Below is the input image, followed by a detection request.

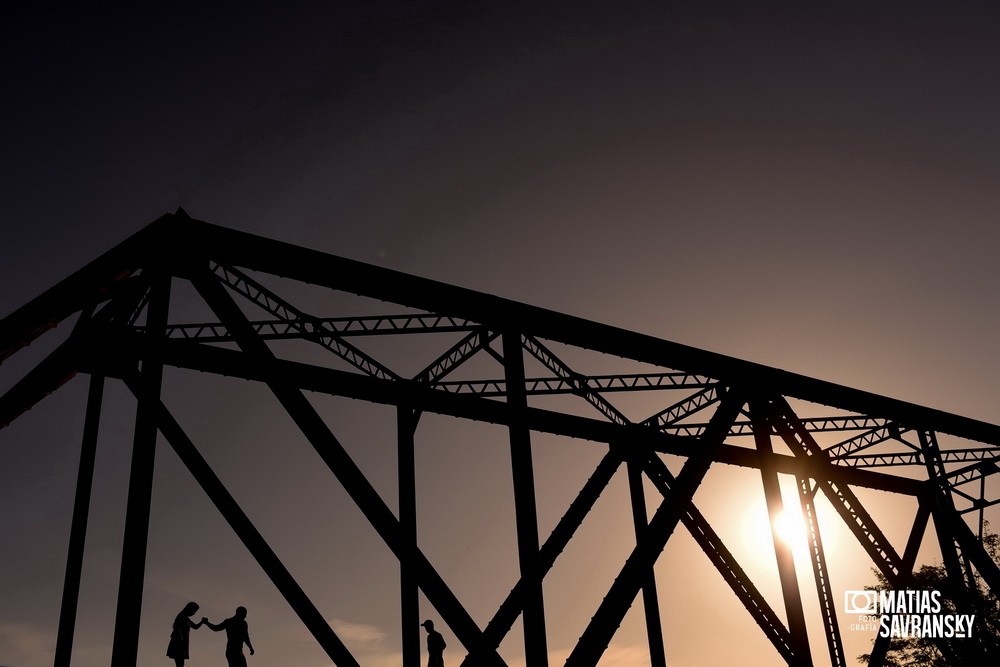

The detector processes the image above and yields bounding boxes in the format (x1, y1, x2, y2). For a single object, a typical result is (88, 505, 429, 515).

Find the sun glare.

(744, 499, 820, 565)
(773, 509, 807, 548)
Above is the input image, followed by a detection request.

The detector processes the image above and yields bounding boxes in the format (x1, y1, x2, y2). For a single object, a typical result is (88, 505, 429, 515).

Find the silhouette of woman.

(166, 602, 205, 667)
(205, 606, 255, 667)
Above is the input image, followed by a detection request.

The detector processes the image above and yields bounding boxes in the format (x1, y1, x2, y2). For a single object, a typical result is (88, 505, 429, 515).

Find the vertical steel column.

(460, 451, 624, 667)
(111, 273, 170, 667)
(771, 399, 904, 582)
(501, 331, 548, 667)
(751, 401, 811, 667)
(565, 390, 745, 667)
(54, 373, 105, 667)
(919, 431, 968, 589)
(193, 270, 506, 666)
(626, 459, 666, 667)
(979, 472, 986, 541)
(640, 452, 798, 664)
(796, 475, 844, 667)
(131, 386, 362, 667)
(398, 407, 421, 667)
(910, 448, 1000, 663)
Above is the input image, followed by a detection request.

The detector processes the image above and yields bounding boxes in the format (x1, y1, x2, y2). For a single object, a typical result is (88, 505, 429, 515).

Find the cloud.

(0, 622, 54, 667)
(323, 620, 401, 667)
(257, 622, 670, 667)
(355, 650, 404, 667)
(505, 643, 651, 667)
(601, 644, 662, 667)
(328, 618, 386, 645)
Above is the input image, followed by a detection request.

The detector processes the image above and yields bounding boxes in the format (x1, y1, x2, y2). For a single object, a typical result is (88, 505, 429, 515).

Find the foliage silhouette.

(858, 527, 1000, 666)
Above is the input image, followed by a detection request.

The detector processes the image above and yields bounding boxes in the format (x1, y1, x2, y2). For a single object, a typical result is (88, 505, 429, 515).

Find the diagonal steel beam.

(521, 334, 630, 426)
(518, 334, 667, 661)
(865, 500, 931, 667)
(211, 262, 401, 381)
(947, 457, 1000, 484)
(564, 390, 745, 667)
(502, 331, 548, 666)
(53, 373, 104, 667)
(0, 330, 81, 429)
(0, 228, 152, 366)
(639, 453, 800, 664)
(124, 376, 362, 666)
(825, 425, 908, 460)
(414, 327, 497, 384)
(191, 267, 505, 665)
(641, 385, 720, 429)
(461, 451, 623, 666)
(12, 213, 1000, 445)
(919, 430, 1000, 600)
(514, 334, 662, 662)
(920, 429, 973, 591)
(94, 332, 926, 496)
(627, 458, 666, 667)
(110, 271, 170, 667)
(0, 275, 155, 432)
(796, 474, 844, 667)
(770, 397, 905, 583)
(750, 400, 811, 665)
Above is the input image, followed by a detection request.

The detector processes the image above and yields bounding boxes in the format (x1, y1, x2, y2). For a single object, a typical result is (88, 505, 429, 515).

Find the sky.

(3, 2, 1000, 666)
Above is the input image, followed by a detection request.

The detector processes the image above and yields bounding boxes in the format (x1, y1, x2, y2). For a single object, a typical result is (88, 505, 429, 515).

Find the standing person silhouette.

(205, 606, 255, 667)
(166, 602, 204, 667)
(421, 619, 446, 667)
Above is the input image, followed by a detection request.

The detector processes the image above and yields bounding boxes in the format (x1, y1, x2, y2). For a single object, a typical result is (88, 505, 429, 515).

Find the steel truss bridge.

(3, 210, 1000, 667)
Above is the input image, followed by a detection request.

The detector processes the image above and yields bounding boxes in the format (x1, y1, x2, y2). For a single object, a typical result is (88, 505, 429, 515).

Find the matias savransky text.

(845, 590, 976, 639)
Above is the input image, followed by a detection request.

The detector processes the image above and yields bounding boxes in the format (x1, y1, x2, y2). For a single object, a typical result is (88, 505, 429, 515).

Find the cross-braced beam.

(4, 211, 1000, 667)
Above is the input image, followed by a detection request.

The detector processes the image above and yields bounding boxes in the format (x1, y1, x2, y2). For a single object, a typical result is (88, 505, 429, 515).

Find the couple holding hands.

(168, 602, 254, 667)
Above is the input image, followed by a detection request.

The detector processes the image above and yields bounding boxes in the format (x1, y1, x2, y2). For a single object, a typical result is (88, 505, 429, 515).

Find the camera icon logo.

(844, 590, 878, 614)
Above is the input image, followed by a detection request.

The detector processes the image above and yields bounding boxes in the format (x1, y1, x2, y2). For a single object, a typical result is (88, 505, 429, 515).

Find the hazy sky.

(3, 3, 1000, 666)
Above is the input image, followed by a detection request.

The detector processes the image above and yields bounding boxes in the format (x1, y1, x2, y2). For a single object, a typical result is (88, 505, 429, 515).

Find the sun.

(773, 509, 807, 548)
(743, 500, 813, 564)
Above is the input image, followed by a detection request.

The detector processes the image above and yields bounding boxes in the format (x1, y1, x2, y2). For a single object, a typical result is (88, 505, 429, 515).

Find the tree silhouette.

(859, 527, 1000, 666)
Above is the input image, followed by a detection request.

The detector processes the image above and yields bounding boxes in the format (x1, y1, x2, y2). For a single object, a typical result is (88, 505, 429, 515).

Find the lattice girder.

(5, 211, 1000, 667)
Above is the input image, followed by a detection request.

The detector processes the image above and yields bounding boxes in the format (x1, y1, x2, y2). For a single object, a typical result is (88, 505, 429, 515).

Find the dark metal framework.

(3, 210, 1000, 666)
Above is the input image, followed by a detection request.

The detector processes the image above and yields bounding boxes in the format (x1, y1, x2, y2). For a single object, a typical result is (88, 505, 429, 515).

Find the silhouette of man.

(205, 606, 255, 667)
(421, 619, 446, 667)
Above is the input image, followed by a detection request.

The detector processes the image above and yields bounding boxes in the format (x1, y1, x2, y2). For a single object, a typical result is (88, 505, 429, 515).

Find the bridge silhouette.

(2, 210, 999, 666)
